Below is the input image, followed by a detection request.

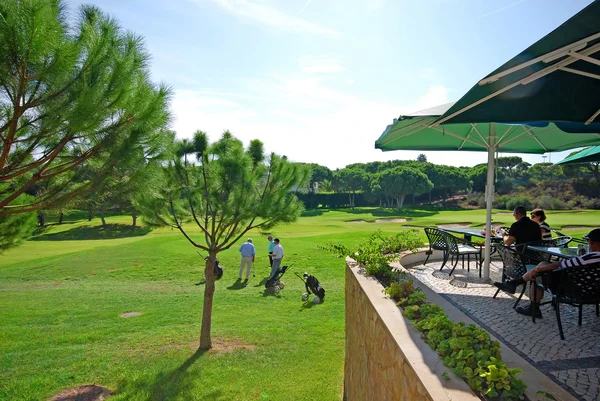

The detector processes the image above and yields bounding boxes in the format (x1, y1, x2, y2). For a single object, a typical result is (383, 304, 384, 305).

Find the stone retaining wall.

(344, 259, 479, 401)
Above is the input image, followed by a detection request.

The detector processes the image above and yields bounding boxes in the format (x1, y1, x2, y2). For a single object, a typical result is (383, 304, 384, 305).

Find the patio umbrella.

(434, 1, 600, 127)
(556, 145, 600, 165)
(375, 102, 600, 280)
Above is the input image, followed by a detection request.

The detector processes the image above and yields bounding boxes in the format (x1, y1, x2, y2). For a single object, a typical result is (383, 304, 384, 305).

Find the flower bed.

(324, 230, 527, 401)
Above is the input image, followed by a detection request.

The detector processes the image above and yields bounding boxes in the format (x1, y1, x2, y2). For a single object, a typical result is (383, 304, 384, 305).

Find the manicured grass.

(1, 207, 598, 400)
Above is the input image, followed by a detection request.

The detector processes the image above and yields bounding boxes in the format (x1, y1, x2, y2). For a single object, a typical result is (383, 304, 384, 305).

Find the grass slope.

(1, 207, 598, 400)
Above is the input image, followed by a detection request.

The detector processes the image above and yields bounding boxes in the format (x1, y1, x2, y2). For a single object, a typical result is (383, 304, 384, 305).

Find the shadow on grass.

(31, 224, 151, 241)
(226, 279, 249, 290)
(301, 209, 327, 217)
(298, 298, 324, 311)
(335, 207, 439, 219)
(253, 276, 269, 288)
(115, 348, 220, 400)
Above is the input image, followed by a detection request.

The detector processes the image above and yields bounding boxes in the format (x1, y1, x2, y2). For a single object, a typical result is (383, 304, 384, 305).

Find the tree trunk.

(38, 211, 45, 227)
(132, 208, 137, 227)
(58, 211, 64, 225)
(199, 251, 217, 350)
(348, 193, 353, 208)
(397, 195, 405, 210)
(429, 191, 431, 203)
(100, 207, 106, 227)
(88, 207, 93, 221)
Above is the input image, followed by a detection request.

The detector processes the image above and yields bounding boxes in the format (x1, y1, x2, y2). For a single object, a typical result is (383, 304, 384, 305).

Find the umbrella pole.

(483, 124, 496, 281)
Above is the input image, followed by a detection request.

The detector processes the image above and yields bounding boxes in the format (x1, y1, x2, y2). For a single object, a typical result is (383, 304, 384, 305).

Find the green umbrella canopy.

(375, 101, 600, 281)
(375, 103, 600, 153)
(436, 1, 600, 126)
(556, 146, 600, 165)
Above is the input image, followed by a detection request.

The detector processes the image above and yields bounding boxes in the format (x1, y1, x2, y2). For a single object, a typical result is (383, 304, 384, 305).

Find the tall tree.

(377, 166, 433, 209)
(139, 131, 309, 350)
(0, 2, 171, 221)
(335, 167, 368, 208)
(416, 154, 428, 163)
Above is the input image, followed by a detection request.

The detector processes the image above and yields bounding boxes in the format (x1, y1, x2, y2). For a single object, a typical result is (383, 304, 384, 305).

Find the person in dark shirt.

(503, 206, 542, 247)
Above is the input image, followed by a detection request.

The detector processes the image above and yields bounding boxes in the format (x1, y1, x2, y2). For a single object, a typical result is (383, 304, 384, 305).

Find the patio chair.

(444, 233, 483, 277)
(552, 263, 600, 340)
(543, 236, 573, 248)
(551, 228, 586, 245)
(423, 227, 449, 268)
(494, 245, 530, 309)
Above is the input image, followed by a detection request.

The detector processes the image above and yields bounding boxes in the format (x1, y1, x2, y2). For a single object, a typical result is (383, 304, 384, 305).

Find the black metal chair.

(444, 233, 483, 277)
(494, 245, 530, 309)
(551, 228, 586, 245)
(424, 227, 449, 268)
(552, 263, 600, 340)
(544, 236, 573, 248)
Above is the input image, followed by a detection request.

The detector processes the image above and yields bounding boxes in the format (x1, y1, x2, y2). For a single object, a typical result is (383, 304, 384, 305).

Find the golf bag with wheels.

(296, 272, 325, 303)
(265, 264, 292, 292)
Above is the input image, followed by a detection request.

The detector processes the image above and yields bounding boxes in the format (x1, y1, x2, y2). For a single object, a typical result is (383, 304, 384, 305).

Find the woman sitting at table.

(530, 208, 552, 243)
(494, 228, 600, 318)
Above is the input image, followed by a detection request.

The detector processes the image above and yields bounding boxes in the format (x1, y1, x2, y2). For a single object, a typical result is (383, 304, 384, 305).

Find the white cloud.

(170, 74, 452, 169)
(204, 0, 341, 38)
(299, 55, 346, 74)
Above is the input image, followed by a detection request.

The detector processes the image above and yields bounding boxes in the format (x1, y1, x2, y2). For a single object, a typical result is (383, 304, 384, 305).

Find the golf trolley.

(295, 272, 325, 304)
(265, 264, 293, 293)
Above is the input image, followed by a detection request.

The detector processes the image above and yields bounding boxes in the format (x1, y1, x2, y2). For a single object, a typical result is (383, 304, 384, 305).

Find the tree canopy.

(0, 0, 171, 219)
(139, 131, 309, 349)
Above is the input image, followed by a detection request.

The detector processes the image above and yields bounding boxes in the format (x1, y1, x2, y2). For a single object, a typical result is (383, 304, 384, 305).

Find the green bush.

(505, 196, 532, 211)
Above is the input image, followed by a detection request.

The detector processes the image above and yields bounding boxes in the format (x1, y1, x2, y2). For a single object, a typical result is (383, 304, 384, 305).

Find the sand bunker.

(347, 218, 411, 223)
(51, 385, 111, 401)
(437, 223, 471, 228)
(120, 312, 141, 318)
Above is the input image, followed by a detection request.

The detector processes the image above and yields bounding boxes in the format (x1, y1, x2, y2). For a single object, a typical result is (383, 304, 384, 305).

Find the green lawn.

(1, 208, 598, 401)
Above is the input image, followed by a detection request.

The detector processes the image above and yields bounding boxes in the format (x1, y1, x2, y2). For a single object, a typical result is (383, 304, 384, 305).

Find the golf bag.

(265, 264, 292, 291)
(296, 272, 325, 303)
(198, 251, 223, 280)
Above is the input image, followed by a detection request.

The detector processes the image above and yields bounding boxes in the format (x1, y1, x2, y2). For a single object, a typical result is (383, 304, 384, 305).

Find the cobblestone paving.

(405, 259, 600, 401)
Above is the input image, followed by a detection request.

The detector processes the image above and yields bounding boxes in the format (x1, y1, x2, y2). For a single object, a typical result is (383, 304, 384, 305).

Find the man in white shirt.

(238, 238, 256, 281)
(270, 238, 284, 278)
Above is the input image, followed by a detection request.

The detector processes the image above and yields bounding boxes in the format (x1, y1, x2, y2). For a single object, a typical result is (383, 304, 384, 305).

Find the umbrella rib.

(500, 125, 550, 151)
(559, 67, 600, 81)
(431, 126, 488, 150)
(377, 119, 431, 147)
(470, 124, 490, 149)
(568, 52, 600, 67)
(496, 124, 516, 146)
(458, 125, 475, 149)
(433, 42, 600, 127)
(478, 32, 600, 84)
(586, 107, 600, 125)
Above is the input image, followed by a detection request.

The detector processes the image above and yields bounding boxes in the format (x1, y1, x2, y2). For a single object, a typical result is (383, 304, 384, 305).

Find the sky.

(66, 0, 595, 169)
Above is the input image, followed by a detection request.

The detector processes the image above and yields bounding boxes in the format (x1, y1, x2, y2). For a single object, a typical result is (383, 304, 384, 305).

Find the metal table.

(439, 227, 504, 242)
(527, 246, 579, 260)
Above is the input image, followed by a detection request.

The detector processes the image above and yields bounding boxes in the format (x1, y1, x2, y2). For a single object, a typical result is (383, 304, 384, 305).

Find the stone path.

(405, 259, 600, 401)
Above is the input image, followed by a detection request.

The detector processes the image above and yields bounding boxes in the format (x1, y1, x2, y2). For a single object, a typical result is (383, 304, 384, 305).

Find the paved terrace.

(401, 259, 600, 401)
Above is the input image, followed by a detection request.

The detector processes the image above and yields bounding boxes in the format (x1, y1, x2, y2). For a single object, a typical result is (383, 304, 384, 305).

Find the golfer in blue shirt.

(238, 238, 256, 281)
(267, 235, 275, 267)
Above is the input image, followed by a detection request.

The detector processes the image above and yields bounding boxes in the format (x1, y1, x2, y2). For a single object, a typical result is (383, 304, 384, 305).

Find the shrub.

(505, 196, 532, 211)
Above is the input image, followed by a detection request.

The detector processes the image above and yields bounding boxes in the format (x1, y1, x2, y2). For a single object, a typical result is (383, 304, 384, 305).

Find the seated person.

(503, 206, 542, 248)
(530, 208, 552, 242)
(494, 228, 600, 318)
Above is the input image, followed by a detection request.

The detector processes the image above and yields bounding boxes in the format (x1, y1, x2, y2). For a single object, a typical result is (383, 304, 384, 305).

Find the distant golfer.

(270, 238, 284, 278)
(238, 238, 256, 281)
(267, 235, 275, 267)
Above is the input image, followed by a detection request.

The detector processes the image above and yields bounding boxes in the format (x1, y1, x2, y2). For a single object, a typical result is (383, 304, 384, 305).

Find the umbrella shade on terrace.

(375, 102, 600, 280)
(435, 1, 600, 127)
(556, 146, 600, 165)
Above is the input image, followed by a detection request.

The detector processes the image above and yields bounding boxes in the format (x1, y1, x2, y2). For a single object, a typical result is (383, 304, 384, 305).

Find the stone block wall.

(344, 260, 478, 401)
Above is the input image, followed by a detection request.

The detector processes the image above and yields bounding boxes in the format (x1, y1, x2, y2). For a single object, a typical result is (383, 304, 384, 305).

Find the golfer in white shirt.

(271, 238, 284, 278)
